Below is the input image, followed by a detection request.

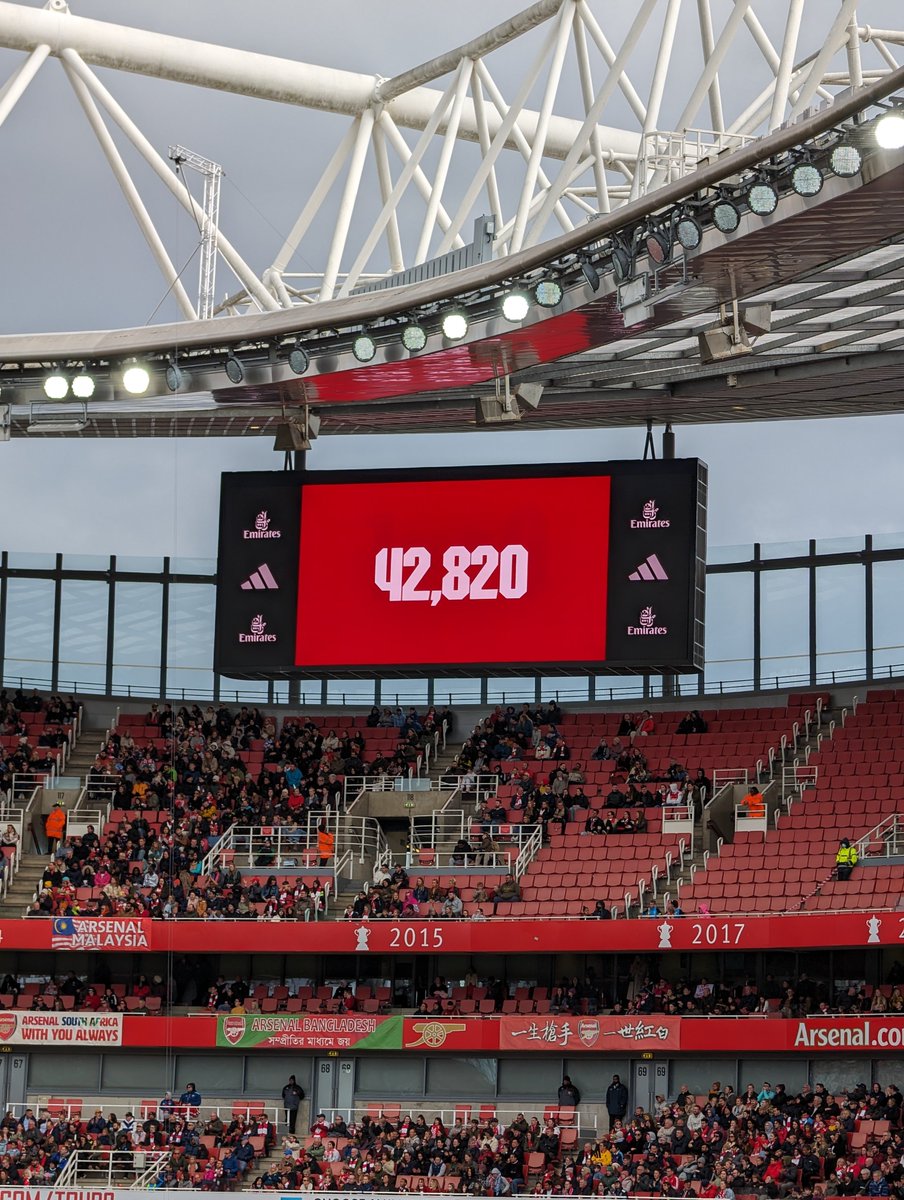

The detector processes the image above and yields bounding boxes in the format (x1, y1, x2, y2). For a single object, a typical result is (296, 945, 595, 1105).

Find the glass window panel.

(540, 677, 589, 704)
(497, 1059, 562, 1097)
(595, 678, 646, 703)
(59, 580, 108, 691)
(739, 1059, 808, 1095)
(565, 1059, 630, 1101)
(327, 680, 375, 705)
(112, 583, 162, 695)
(487, 678, 535, 704)
(4, 577, 55, 686)
(174, 1054, 243, 1094)
(760, 569, 809, 685)
(170, 557, 216, 576)
(873, 561, 904, 674)
(63, 555, 110, 570)
(704, 572, 754, 690)
(664, 1060, 732, 1094)
(816, 536, 867, 554)
(432, 680, 482, 705)
(381, 679, 428, 706)
(816, 565, 866, 681)
(707, 544, 753, 565)
(6, 552, 56, 569)
(101, 1053, 169, 1091)
(425, 1056, 495, 1096)
(28, 1052, 100, 1089)
(167, 584, 215, 698)
(217, 677, 273, 703)
(760, 540, 810, 560)
(356, 1057, 422, 1095)
(245, 1057, 312, 1095)
(808, 1058, 869, 1093)
(872, 534, 904, 551)
(117, 556, 164, 573)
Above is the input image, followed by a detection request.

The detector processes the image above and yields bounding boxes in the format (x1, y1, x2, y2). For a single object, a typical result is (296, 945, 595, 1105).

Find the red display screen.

(214, 461, 706, 677)
(295, 475, 611, 668)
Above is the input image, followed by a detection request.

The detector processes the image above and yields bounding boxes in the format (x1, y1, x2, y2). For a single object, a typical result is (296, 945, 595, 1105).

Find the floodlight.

(791, 162, 823, 197)
(225, 355, 244, 384)
(71, 372, 95, 399)
(165, 363, 186, 392)
(747, 181, 779, 215)
(611, 243, 634, 284)
(534, 279, 563, 307)
(675, 215, 702, 250)
(122, 362, 150, 395)
(43, 374, 69, 400)
(645, 225, 672, 265)
(441, 310, 469, 340)
(580, 257, 601, 291)
(712, 199, 741, 233)
(401, 323, 428, 352)
(353, 334, 376, 362)
(829, 143, 862, 177)
(876, 112, 904, 150)
(288, 343, 309, 375)
(501, 291, 530, 322)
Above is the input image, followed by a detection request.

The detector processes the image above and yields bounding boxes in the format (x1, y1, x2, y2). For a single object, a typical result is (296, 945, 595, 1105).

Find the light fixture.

(611, 241, 634, 284)
(534, 279, 563, 307)
(122, 362, 150, 395)
(352, 334, 376, 362)
(165, 362, 186, 392)
(288, 343, 309, 375)
(790, 162, 823, 197)
(401, 323, 428, 352)
(747, 180, 779, 216)
(580, 257, 601, 291)
(224, 355, 244, 384)
(441, 310, 469, 340)
(829, 142, 862, 177)
(675, 215, 702, 250)
(43, 374, 69, 400)
(644, 224, 672, 265)
(712, 198, 741, 233)
(876, 111, 904, 150)
(501, 290, 530, 322)
(71, 371, 95, 399)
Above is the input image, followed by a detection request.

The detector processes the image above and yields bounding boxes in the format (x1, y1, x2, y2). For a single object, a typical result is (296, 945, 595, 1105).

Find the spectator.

(606, 1074, 629, 1129)
(741, 786, 766, 819)
(179, 1082, 202, 1108)
(836, 837, 858, 881)
(492, 874, 521, 914)
(557, 1075, 581, 1107)
(44, 802, 66, 853)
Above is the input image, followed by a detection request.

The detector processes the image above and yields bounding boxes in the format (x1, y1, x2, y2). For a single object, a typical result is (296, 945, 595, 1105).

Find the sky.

(0, 0, 903, 560)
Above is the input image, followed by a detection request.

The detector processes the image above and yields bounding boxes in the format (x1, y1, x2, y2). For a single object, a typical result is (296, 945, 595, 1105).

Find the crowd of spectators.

(0, 689, 77, 799)
(247, 1078, 904, 1195)
(29, 701, 452, 919)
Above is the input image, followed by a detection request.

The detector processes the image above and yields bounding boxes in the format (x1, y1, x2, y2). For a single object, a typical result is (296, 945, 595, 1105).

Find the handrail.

(856, 812, 904, 860)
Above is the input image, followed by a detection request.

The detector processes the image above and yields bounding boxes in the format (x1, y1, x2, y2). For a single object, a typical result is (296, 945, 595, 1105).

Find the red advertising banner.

(96, 1014, 904, 1054)
(499, 1015, 682, 1052)
(2, 911, 902, 955)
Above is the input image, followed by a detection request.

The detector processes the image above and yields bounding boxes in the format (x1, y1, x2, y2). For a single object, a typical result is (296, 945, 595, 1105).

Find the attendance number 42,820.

(375, 545, 529, 605)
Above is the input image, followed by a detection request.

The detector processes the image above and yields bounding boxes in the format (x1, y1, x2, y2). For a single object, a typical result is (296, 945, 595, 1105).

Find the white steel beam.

(696, 0, 725, 133)
(0, 1, 640, 161)
(61, 50, 279, 312)
(414, 59, 471, 265)
(376, 0, 563, 100)
(0, 42, 48, 130)
(630, 0, 682, 201)
(509, 1, 575, 254)
(572, 9, 610, 214)
(62, 61, 197, 322)
(768, 0, 806, 131)
(789, 0, 861, 118)
(371, 121, 404, 275)
(318, 110, 376, 301)
(471, 72, 505, 234)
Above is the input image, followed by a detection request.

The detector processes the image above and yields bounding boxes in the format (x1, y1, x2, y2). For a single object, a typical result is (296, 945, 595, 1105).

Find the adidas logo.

(240, 564, 279, 591)
(629, 554, 669, 582)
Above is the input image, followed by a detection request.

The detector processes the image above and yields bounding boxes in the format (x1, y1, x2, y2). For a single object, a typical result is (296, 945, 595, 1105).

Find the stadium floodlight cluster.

(0, 103, 898, 413)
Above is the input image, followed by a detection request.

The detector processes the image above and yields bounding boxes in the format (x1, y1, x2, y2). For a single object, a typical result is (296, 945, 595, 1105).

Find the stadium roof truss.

(0, 0, 904, 435)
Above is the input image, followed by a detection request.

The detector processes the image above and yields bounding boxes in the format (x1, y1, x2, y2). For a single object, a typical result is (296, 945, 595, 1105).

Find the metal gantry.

(0, 0, 903, 315)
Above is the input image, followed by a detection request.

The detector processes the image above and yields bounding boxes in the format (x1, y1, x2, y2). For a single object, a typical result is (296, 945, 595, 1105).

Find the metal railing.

(54, 1148, 171, 1190)
(856, 813, 904, 860)
(202, 813, 389, 881)
(24, 1097, 283, 1123)
(781, 764, 818, 797)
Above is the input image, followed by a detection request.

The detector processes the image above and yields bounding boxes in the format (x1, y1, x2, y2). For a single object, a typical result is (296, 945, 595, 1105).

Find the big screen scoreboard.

(214, 461, 707, 678)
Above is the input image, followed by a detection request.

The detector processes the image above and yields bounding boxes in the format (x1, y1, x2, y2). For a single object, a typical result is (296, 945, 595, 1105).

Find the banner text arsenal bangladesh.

(217, 1014, 402, 1050)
